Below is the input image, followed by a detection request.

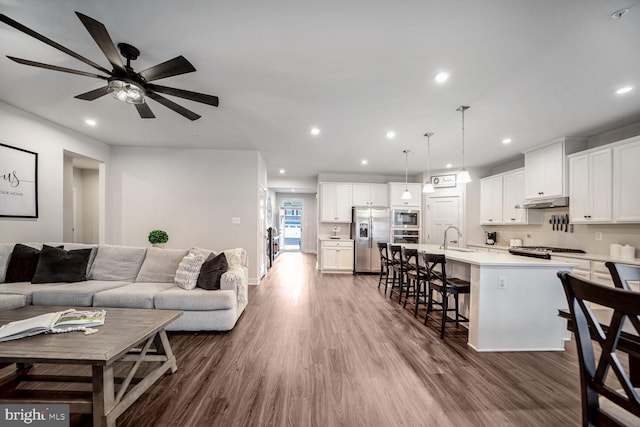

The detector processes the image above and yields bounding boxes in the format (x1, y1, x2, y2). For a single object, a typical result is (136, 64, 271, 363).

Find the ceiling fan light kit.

(0, 12, 219, 120)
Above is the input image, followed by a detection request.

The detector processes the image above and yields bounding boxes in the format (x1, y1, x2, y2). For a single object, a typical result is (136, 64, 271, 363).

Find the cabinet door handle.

(538, 191, 544, 195)
(511, 218, 516, 221)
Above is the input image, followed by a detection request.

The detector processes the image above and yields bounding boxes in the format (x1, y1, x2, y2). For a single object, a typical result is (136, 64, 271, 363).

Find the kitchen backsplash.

(482, 208, 640, 256)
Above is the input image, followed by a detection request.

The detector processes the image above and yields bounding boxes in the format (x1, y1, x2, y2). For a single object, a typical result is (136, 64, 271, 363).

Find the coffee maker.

(486, 231, 497, 245)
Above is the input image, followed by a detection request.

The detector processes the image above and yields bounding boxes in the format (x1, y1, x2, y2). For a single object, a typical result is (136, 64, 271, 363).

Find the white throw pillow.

(175, 253, 206, 290)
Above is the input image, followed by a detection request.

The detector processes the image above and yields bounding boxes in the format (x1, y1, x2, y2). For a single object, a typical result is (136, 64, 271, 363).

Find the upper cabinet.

(613, 136, 640, 222)
(389, 182, 421, 207)
(319, 183, 353, 222)
(524, 138, 586, 200)
(480, 169, 541, 225)
(480, 175, 503, 224)
(352, 183, 389, 207)
(568, 148, 612, 223)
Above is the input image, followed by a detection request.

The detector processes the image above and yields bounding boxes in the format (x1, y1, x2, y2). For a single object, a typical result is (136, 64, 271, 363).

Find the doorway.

(280, 200, 303, 251)
(424, 196, 462, 246)
(63, 152, 101, 244)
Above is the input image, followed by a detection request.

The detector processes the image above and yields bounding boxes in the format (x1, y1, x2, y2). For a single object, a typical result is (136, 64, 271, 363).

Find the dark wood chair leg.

(440, 291, 448, 339)
(425, 287, 433, 325)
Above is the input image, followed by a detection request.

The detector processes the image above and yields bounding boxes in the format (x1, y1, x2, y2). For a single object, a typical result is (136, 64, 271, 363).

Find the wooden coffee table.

(0, 305, 182, 427)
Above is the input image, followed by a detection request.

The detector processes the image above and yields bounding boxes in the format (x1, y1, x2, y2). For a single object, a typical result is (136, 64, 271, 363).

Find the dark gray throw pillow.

(196, 252, 228, 290)
(31, 245, 92, 284)
(4, 244, 42, 283)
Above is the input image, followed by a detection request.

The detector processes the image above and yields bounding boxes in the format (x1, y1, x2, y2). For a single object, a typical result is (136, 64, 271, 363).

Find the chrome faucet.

(442, 226, 462, 250)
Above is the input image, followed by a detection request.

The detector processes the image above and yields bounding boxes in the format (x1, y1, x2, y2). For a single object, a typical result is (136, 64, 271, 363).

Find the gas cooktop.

(508, 246, 585, 259)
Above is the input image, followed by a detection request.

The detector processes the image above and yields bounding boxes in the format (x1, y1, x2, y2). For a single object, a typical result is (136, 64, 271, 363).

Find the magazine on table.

(0, 308, 106, 342)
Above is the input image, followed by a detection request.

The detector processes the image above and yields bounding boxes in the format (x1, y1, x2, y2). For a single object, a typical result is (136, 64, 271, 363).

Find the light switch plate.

(232, 217, 241, 224)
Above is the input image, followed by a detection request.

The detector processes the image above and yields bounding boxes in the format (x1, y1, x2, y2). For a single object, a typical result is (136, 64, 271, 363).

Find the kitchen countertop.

(468, 243, 640, 266)
(319, 238, 354, 242)
(403, 244, 576, 267)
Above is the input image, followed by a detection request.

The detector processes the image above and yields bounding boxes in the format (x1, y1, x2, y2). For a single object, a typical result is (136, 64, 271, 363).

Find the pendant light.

(456, 105, 472, 184)
(401, 149, 412, 200)
(422, 132, 435, 193)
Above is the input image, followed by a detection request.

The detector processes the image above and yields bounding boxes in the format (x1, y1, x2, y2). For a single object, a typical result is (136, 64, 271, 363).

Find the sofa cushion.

(155, 287, 236, 311)
(93, 282, 176, 309)
(0, 294, 27, 311)
(0, 282, 63, 305)
(197, 252, 228, 290)
(90, 245, 147, 281)
(5, 244, 45, 283)
(136, 248, 188, 283)
(175, 253, 206, 290)
(0, 243, 15, 283)
(31, 245, 92, 284)
(31, 280, 131, 307)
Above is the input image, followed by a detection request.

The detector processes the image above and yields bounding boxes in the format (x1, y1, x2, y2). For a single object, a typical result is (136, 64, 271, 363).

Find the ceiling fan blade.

(0, 13, 112, 75)
(75, 12, 124, 72)
(6, 56, 109, 80)
(147, 91, 201, 121)
(139, 56, 196, 82)
(147, 84, 219, 107)
(135, 102, 155, 119)
(74, 86, 110, 101)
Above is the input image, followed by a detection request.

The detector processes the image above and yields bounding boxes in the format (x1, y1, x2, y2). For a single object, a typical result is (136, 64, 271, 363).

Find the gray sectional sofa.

(0, 243, 248, 331)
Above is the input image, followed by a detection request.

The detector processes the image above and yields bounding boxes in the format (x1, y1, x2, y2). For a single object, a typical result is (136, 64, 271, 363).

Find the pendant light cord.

(404, 150, 409, 190)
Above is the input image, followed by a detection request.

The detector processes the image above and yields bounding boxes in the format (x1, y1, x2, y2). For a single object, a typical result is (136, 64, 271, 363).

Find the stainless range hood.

(516, 196, 569, 209)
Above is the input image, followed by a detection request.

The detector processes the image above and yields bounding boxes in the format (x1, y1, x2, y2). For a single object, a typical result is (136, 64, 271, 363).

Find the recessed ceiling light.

(84, 119, 97, 127)
(446, 163, 452, 169)
(279, 169, 285, 174)
(386, 131, 396, 139)
(434, 72, 450, 83)
(502, 138, 512, 144)
(310, 127, 321, 136)
(361, 159, 368, 165)
(616, 86, 633, 95)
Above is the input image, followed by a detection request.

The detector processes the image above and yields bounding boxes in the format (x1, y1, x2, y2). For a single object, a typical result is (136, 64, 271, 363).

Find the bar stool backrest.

(606, 262, 640, 291)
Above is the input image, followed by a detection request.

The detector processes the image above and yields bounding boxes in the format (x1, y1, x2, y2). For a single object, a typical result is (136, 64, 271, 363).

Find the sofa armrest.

(220, 266, 248, 305)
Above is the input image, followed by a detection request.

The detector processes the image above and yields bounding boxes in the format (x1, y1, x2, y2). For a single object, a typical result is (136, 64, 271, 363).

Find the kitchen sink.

(446, 247, 476, 253)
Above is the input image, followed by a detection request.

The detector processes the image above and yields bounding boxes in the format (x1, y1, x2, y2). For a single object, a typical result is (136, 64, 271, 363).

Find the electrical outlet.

(595, 232, 603, 241)
(498, 276, 507, 289)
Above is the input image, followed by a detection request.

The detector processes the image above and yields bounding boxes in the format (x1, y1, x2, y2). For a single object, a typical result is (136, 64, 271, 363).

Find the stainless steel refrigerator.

(351, 207, 390, 273)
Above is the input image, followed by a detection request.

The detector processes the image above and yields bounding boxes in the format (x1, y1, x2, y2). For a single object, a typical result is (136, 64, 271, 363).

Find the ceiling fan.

(0, 11, 219, 120)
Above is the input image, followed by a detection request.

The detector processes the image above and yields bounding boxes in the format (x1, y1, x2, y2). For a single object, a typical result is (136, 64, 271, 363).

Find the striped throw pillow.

(175, 253, 206, 290)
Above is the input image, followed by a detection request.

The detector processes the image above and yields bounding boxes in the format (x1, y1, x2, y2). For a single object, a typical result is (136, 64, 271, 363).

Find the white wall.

(0, 101, 109, 242)
(106, 147, 264, 283)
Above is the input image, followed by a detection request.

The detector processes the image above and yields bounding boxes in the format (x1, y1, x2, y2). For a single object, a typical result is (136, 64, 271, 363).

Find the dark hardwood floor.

(92, 252, 581, 426)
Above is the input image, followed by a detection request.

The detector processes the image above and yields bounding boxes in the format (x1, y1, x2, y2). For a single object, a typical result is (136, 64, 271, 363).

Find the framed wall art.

(431, 174, 457, 188)
(0, 143, 38, 218)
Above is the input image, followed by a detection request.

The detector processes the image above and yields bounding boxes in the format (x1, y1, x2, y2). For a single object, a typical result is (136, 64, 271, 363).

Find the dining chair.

(557, 271, 640, 426)
(424, 253, 470, 339)
(606, 262, 640, 291)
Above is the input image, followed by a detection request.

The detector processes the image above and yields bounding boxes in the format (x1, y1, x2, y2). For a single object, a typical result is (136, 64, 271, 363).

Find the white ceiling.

(1, 0, 639, 190)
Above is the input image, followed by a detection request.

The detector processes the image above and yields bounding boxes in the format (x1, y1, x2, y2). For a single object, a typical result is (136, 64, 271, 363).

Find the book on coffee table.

(0, 308, 106, 342)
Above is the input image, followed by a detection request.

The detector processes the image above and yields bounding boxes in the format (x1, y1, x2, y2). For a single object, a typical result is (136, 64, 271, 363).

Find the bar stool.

(412, 252, 432, 318)
(400, 247, 419, 307)
(424, 253, 470, 339)
(388, 245, 403, 300)
(377, 242, 392, 292)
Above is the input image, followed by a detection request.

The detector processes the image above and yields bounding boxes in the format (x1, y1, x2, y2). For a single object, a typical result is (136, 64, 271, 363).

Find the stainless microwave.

(392, 209, 419, 228)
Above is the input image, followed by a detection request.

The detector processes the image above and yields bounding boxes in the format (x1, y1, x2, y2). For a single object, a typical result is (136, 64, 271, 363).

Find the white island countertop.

(403, 244, 577, 268)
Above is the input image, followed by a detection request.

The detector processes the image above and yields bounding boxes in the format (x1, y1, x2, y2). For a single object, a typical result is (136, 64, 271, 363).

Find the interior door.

(425, 196, 460, 246)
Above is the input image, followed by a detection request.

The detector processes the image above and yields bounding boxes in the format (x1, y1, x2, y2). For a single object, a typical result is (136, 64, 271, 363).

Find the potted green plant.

(148, 229, 169, 248)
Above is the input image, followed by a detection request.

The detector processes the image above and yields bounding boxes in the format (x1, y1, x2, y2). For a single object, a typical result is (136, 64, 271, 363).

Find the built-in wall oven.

(392, 209, 419, 228)
(392, 229, 419, 244)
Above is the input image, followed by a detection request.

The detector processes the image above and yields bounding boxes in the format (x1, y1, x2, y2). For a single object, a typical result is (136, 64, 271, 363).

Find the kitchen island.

(404, 244, 576, 352)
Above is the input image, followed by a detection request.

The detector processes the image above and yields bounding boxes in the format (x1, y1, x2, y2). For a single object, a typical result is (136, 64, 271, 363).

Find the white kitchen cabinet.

(319, 183, 353, 222)
(568, 148, 612, 223)
(389, 182, 421, 207)
(352, 183, 389, 207)
(613, 136, 640, 222)
(320, 240, 354, 271)
(479, 169, 541, 226)
(502, 170, 538, 224)
(480, 175, 503, 225)
(524, 138, 586, 200)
